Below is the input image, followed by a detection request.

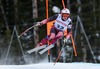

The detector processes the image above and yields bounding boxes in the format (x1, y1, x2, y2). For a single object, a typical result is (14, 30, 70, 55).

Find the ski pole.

(62, 0, 66, 9)
(18, 22, 41, 38)
(71, 34, 77, 56)
(54, 40, 66, 65)
(54, 50, 62, 65)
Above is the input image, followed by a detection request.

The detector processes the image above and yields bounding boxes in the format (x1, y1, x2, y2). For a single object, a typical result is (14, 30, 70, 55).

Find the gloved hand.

(63, 38, 68, 43)
(35, 22, 43, 26)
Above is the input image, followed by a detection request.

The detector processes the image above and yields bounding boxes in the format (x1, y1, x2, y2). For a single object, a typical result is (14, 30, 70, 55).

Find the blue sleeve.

(48, 14, 58, 21)
(67, 21, 72, 33)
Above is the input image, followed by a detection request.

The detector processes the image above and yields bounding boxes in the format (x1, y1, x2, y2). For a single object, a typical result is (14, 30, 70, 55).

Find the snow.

(0, 62, 100, 69)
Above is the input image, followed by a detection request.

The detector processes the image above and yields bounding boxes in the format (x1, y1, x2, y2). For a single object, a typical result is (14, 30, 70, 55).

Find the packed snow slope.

(0, 62, 100, 69)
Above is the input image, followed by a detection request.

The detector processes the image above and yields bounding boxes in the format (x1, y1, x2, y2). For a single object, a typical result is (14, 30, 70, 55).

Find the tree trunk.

(32, 0, 39, 63)
(0, 0, 9, 30)
(32, 0, 38, 47)
(14, 0, 18, 25)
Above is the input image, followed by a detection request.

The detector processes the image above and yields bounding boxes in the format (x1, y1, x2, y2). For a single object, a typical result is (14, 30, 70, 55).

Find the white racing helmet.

(61, 8, 70, 14)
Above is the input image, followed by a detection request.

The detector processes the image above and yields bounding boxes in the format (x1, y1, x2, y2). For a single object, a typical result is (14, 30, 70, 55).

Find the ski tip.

(25, 51, 30, 55)
(18, 36, 20, 38)
(39, 52, 43, 55)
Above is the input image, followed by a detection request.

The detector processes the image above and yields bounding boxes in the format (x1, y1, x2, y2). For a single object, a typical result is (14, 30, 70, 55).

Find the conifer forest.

(0, 0, 100, 64)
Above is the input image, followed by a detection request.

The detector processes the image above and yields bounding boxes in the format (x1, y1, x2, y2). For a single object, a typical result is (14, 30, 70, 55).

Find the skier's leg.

(49, 33, 55, 40)
(37, 35, 50, 46)
(38, 27, 56, 46)
(46, 27, 57, 45)
(50, 31, 63, 44)
(48, 27, 57, 40)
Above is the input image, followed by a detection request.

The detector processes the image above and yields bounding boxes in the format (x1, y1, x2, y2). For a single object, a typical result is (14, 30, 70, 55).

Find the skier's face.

(62, 13, 70, 21)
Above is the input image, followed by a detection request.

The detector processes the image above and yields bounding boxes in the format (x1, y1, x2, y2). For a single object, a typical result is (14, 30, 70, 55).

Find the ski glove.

(63, 38, 68, 43)
(36, 22, 43, 26)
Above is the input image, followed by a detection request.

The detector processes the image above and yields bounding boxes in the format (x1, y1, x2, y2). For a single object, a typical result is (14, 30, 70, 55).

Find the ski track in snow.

(0, 62, 100, 69)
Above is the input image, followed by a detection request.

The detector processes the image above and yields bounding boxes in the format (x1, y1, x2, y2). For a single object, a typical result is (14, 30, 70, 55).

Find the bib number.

(57, 24, 64, 30)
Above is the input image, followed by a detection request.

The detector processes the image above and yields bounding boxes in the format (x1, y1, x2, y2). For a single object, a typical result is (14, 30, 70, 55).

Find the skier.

(37, 8, 72, 46)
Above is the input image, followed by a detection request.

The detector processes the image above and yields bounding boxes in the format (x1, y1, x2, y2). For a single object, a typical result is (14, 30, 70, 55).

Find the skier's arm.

(66, 28, 72, 40)
(41, 14, 58, 25)
(65, 21, 72, 40)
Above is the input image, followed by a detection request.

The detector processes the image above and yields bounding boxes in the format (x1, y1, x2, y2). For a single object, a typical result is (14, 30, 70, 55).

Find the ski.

(27, 45, 46, 54)
(39, 36, 63, 54)
(39, 44, 54, 55)
(18, 22, 42, 38)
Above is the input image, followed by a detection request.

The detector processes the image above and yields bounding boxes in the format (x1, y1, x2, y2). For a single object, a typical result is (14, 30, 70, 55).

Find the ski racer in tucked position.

(37, 8, 72, 47)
